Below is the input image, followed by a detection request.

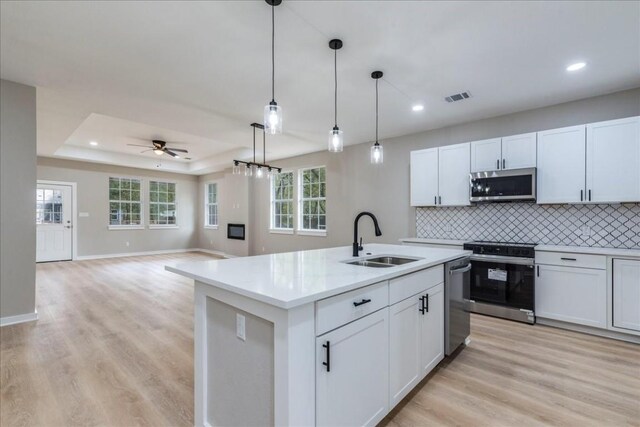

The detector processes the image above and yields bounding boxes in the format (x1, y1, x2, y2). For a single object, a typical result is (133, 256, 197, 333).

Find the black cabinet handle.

(353, 298, 371, 307)
(419, 296, 425, 314)
(580, 190, 583, 201)
(424, 294, 429, 313)
(588, 190, 591, 201)
(537, 265, 540, 277)
(502, 159, 506, 169)
(438, 196, 442, 205)
(322, 341, 330, 372)
(561, 257, 577, 261)
(496, 159, 500, 170)
(434, 196, 437, 205)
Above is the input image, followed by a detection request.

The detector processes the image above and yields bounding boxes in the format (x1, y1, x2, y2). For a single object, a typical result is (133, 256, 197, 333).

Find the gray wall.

(249, 88, 640, 256)
(198, 171, 251, 257)
(1, 79, 37, 319)
(37, 158, 199, 257)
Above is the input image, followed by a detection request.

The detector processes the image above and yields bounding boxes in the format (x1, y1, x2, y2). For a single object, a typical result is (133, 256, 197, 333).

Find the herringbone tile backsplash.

(416, 203, 640, 248)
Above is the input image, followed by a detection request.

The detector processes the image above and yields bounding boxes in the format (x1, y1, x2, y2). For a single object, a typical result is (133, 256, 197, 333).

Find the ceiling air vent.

(445, 91, 471, 103)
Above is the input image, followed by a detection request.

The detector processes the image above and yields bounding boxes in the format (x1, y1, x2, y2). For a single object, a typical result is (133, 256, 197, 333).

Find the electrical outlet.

(444, 224, 453, 233)
(580, 225, 591, 237)
(126, 241, 130, 247)
(236, 313, 246, 341)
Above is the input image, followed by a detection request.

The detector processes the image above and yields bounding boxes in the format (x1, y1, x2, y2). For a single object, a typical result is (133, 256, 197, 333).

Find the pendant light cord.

(271, 3, 275, 102)
(375, 78, 379, 143)
(334, 49, 338, 127)
(263, 129, 266, 163)
(253, 125, 256, 163)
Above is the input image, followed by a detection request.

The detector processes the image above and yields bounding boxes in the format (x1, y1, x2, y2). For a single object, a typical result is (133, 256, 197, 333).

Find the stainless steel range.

(463, 241, 536, 324)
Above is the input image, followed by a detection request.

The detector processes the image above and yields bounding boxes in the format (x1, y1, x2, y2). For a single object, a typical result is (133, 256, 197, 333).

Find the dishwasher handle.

(450, 263, 472, 274)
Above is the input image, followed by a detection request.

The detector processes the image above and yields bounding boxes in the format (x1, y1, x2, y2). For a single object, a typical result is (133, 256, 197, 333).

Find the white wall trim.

(74, 248, 232, 261)
(37, 180, 78, 261)
(0, 310, 38, 327)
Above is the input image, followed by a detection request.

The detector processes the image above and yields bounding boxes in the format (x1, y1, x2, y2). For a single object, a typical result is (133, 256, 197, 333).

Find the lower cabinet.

(613, 259, 640, 332)
(389, 283, 444, 407)
(536, 264, 607, 328)
(316, 308, 389, 427)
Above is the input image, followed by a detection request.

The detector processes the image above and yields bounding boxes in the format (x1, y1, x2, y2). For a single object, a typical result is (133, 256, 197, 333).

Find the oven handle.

(469, 254, 535, 266)
(450, 264, 472, 274)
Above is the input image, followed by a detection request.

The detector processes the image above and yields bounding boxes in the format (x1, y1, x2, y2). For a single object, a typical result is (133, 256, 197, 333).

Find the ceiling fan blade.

(140, 149, 154, 153)
(164, 149, 179, 158)
(167, 148, 188, 153)
(127, 144, 152, 148)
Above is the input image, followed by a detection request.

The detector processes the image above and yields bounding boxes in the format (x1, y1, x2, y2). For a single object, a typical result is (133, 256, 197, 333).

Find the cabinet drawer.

(316, 281, 388, 336)
(535, 251, 606, 270)
(389, 265, 444, 305)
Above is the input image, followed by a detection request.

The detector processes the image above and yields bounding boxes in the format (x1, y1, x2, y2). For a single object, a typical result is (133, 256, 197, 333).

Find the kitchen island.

(167, 243, 470, 427)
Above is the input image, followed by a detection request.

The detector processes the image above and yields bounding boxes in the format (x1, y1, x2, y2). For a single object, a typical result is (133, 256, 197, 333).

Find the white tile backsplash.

(416, 203, 640, 249)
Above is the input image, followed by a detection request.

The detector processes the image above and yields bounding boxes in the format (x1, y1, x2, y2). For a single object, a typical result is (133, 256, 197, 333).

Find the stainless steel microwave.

(469, 168, 536, 202)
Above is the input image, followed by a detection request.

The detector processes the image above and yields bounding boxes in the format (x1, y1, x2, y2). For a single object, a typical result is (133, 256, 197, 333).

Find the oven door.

(469, 255, 535, 311)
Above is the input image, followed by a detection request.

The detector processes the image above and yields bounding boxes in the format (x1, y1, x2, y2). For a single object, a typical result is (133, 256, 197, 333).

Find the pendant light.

(232, 123, 282, 177)
(328, 39, 344, 152)
(264, 0, 283, 134)
(371, 71, 384, 164)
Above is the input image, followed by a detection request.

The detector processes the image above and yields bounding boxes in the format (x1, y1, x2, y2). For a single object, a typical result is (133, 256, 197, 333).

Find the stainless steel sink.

(346, 260, 394, 268)
(345, 255, 422, 268)
(365, 256, 419, 266)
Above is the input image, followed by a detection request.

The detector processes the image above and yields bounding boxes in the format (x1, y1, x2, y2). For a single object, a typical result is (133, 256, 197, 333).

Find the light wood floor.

(1, 253, 639, 427)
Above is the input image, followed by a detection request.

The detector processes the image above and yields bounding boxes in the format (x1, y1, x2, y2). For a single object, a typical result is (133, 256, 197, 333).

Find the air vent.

(445, 91, 471, 103)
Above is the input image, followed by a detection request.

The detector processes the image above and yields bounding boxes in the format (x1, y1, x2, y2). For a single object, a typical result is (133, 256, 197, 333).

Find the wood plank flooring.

(2, 253, 639, 427)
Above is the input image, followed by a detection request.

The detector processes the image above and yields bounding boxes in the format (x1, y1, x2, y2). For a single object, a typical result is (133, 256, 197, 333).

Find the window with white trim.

(109, 177, 142, 226)
(271, 171, 294, 230)
(149, 181, 177, 226)
(205, 183, 218, 227)
(299, 167, 326, 232)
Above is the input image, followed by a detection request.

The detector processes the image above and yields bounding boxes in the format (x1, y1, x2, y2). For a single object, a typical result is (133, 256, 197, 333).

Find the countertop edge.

(535, 245, 640, 257)
(166, 250, 471, 309)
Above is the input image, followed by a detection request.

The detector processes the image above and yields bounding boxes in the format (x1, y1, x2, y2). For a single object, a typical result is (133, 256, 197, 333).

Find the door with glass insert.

(36, 184, 72, 262)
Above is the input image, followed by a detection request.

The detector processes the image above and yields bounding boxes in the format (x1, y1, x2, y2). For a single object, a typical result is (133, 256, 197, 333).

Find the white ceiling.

(1, 1, 639, 174)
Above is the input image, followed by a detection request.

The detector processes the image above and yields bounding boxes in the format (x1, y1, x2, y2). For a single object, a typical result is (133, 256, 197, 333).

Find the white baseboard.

(537, 317, 640, 344)
(75, 248, 234, 261)
(0, 310, 38, 327)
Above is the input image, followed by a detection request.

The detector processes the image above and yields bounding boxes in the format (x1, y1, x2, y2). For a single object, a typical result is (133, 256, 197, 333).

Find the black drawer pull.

(419, 296, 425, 314)
(322, 341, 330, 372)
(561, 257, 577, 261)
(424, 294, 429, 313)
(353, 298, 372, 307)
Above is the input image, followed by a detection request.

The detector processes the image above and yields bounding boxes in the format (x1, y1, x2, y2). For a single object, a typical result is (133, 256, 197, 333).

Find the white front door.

(36, 184, 73, 262)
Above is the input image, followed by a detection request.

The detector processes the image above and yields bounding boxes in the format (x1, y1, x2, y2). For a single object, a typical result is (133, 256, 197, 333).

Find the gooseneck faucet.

(353, 212, 382, 256)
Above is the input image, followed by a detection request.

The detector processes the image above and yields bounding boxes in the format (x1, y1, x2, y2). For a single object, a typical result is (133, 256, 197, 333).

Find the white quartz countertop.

(400, 237, 469, 246)
(536, 245, 640, 258)
(166, 244, 470, 309)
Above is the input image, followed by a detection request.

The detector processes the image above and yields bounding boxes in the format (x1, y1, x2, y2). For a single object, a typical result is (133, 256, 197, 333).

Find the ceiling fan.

(127, 140, 188, 158)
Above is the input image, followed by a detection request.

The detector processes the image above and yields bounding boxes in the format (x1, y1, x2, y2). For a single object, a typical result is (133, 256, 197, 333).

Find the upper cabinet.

(470, 133, 536, 172)
(537, 117, 640, 205)
(410, 143, 470, 207)
(537, 125, 586, 204)
(586, 117, 640, 203)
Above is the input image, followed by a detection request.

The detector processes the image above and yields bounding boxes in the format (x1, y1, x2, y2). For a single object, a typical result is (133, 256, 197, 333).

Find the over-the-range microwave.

(469, 167, 536, 202)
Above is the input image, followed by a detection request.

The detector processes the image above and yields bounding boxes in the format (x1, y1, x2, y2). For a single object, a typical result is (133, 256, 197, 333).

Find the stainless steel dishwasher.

(445, 257, 471, 355)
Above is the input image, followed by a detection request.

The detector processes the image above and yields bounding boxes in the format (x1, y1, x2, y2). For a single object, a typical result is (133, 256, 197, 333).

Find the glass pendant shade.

(232, 162, 241, 175)
(244, 164, 253, 177)
(255, 166, 264, 179)
(371, 142, 383, 164)
(264, 101, 282, 135)
(328, 127, 344, 152)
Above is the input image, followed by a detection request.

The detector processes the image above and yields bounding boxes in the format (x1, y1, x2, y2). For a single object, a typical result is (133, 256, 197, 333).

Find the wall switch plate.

(580, 225, 591, 237)
(236, 313, 246, 341)
(125, 241, 130, 247)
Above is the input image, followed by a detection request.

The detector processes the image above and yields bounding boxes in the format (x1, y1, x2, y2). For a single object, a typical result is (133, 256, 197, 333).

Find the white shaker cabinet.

(316, 308, 389, 427)
(613, 259, 640, 332)
(389, 283, 444, 407)
(586, 116, 640, 203)
(470, 138, 502, 172)
(438, 142, 471, 206)
(410, 148, 439, 207)
(535, 263, 607, 328)
(501, 132, 537, 170)
(537, 125, 586, 204)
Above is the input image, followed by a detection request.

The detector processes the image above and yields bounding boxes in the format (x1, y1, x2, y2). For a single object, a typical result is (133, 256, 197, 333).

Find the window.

(36, 188, 63, 224)
(109, 177, 142, 227)
(299, 167, 326, 234)
(205, 183, 218, 227)
(149, 181, 177, 226)
(271, 171, 294, 231)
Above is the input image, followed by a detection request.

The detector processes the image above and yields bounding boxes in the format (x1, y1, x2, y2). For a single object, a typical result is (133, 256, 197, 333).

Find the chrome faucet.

(353, 212, 382, 257)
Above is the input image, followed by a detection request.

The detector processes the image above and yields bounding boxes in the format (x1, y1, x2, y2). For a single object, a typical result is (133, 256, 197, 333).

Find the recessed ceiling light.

(566, 62, 586, 72)
(412, 104, 424, 112)
(89, 141, 99, 146)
